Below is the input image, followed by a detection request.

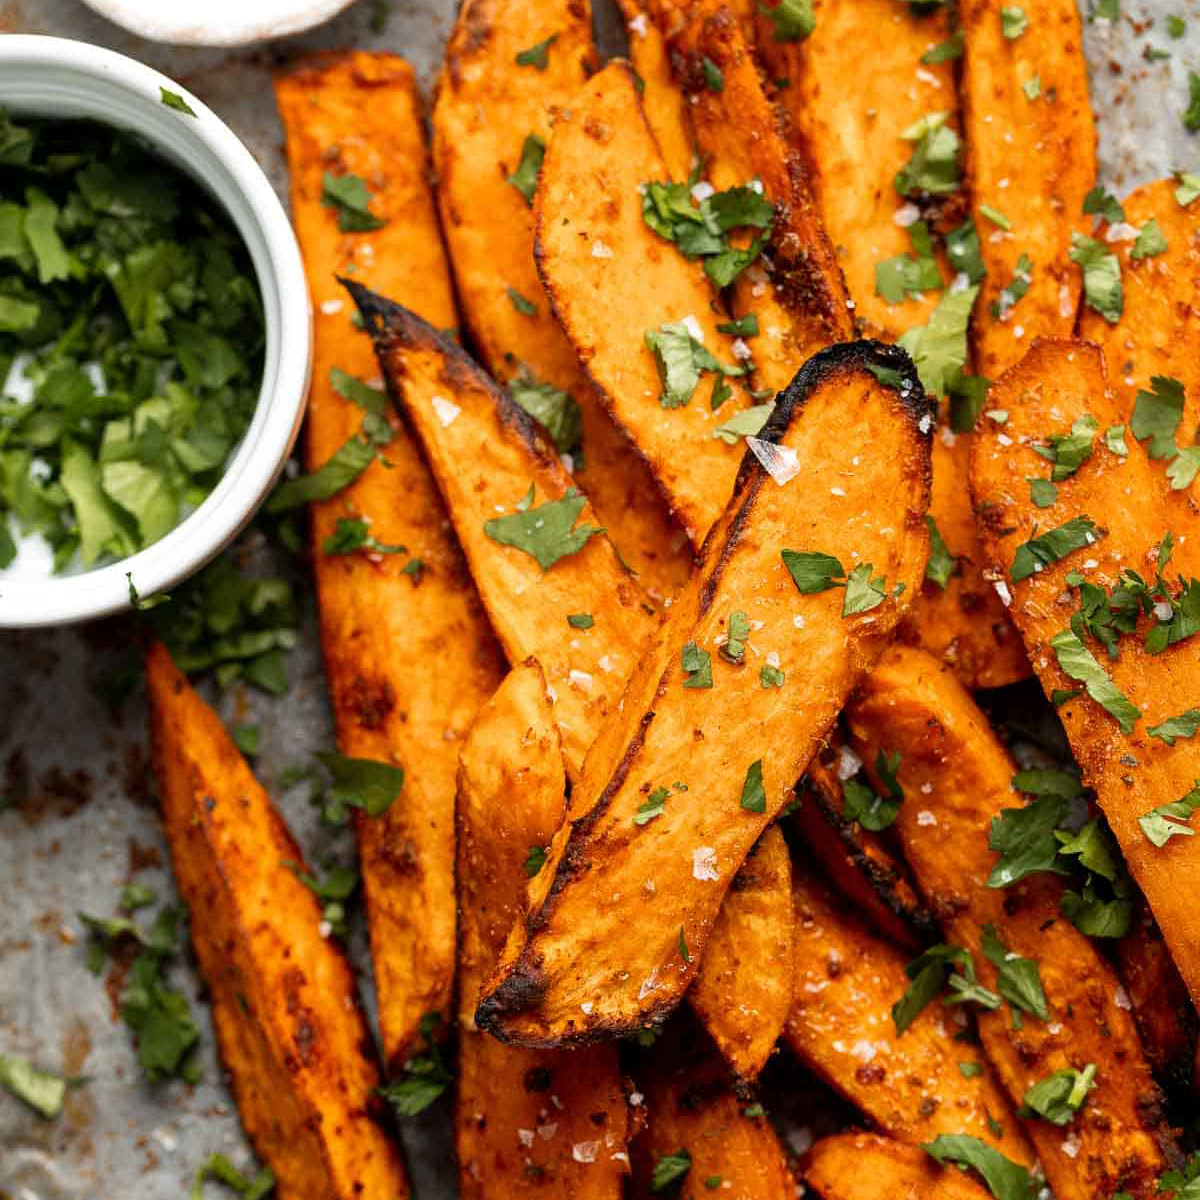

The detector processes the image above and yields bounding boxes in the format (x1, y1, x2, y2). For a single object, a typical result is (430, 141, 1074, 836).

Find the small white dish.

(78, 0, 358, 48)
(0, 35, 311, 629)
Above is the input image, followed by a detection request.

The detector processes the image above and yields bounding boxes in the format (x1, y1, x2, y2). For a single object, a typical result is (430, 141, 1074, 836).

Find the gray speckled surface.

(0, 0, 1196, 1196)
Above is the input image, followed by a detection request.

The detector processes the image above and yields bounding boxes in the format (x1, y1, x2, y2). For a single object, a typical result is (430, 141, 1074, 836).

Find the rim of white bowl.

(79, 0, 357, 48)
(0, 35, 310, 630)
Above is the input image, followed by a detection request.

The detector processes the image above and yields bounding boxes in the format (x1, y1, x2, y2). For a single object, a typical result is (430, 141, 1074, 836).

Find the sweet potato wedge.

(433, 0, 692, 599)
(970, 338, 1200, 1010)
(275, 51, 505, 1069)
(785, 863, 1032, 1159)
(960, 0, 1095, 379)
(351, 286, 659, 783)
(794, 752, 936, 951)
(535, 60, 756, 545)
(757, 0, 957, 342)
(1077, 178, 1200, 443)
(476, 341, 933, 1046)
(145, 642, 410, 1199)
(615, 0, 695, 182)
(457, 662, 630, 1198)
(629, 1019, 794, 1199)
(686, 823, 794, 1082)
(847, 644, 1169, 1200)
(653, 0, 853, 396)
(803, 1133, 995, 1200)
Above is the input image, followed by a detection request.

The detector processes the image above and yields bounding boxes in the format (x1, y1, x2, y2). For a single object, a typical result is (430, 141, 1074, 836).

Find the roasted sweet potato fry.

(476, 342, 933, 1046)
(757, 0, 957, 342)
(785, 863, 1032, 1159)
(653, 0, 852, 396)
(145, 642, 410, 1199)
(686, 824, 794, 1081)
(275, 52, 505, 1069)
(433, 0, 691, 599)
(847, 645, 1169, 1200)
(803, 1133, 995, 1200)
(1077, 178, 1200, 442)
(535, 60, 755, 545)
(970, 339, 1200, 1010)
(615, 0, 695, 182)
(457, 662, 630, 1198)
(960, 0, 1095, 379)
(352, 286, 658, 782)
(629, 1018, 793, 1199)
(794, 753, 935, 951)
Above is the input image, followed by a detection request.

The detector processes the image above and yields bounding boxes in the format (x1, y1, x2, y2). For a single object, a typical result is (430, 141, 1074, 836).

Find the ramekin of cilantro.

(0, 37, 310, 627)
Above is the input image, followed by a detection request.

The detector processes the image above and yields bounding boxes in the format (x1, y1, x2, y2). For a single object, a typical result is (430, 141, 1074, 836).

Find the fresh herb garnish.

(323, 171, 386, 232)
(713, 403, 772, 445)
(895, 111, 961, 197)
(922, 1135, 1036, 1200)
(567, 612, 594, 629)
(1147, 709, 1200, 745)
(1022, 74, 1041, 100)
(160, 88, 198, 117)
(898, 284, 979, 398)
(190, 1153, 275, 1200)
(507, 135, 546, 205)
(322, 516, 407, 557)
(379, 1012, 452, 1117)
(1051, 628, 1141, 732)
(523, 845, 548, 876)
(283, 860, 357, 939)
(1131, 219, 1168, 259)
(635, 786, 671, 826)
(510, 373, 582, 459)
(876, 219, 944, 304)
(1069, 233, 1123, 323)
(760, 663, 785, 687)
(946, 217, 987, 284)
(925, 515, 956, 586)
(1139, 780, 1200, 846)
(506, 286, 538, 315)
(1028, 478, 1057, 507)
(740, 760, 766, 813)
(759, 0, 815, 42)
(1010, 515, 1102, 582)
(645, 321, 745, 408)
(681, 641, 713, 689)
(989, 254, 1032, 319)
(1176, 172, 1200, 206)
(981, 924, 1049, 1021)
(1021, 1064, 1096, 1125)
(781, 549, 895, 616)
(0, 1052, 68, 1119)
(314, 752, 405, 820)
(1033, 413, 1099, 481)
(651, 1149, 693, 1192)
(893, 944, 999, 1035)
(1185, 72, 1200, 132)
(515, 33, 559, 69)
(1000, 6, 1028, 37)
(266, 434, 382, 513)
(922, 35, 963, 63)
(484, 486, 604, 570)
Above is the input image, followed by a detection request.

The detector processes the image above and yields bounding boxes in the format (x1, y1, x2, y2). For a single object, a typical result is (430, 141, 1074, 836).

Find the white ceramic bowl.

(79, 0, 358, 47)
(0, 35, 310, 629)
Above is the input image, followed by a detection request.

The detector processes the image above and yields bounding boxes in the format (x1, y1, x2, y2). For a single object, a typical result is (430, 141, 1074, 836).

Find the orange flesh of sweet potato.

(353, 287, 660, 785)
(274, 52, 506, 1070)
(794, 753, 936, 951)
(757, 0, 956, 343)
(476, 343, 933, 1047)
(535, 60, 755, 546)
(785, 863, 1033, 1160)
(1117, 902, 1198, 1093)
(960, 0, 1095, 380)
(686, 823, 794, 1081)
(656, 0, 854, 397)
(969, 338, 1200, 1011)
(614, 0, 696, 182)
(1077, 178, 1200, 463)
(432, 0, 692, 600)
(457, 662, 630, 1198)
(629, 1021, 794, 1199)
(145, 642, 410, 1199)
(803, 1132, 996, 1200)
(847, 644, 1169, 1200)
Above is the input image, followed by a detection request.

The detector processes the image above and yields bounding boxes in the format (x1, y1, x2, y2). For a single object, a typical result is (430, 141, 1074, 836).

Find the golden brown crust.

(803, 1133, 996, 1200)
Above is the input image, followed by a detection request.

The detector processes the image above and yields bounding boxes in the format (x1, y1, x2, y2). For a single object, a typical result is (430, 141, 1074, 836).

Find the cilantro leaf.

(507, 135, 546, 205)
(322, 516, 406, 556)
(567, 612, 594, 629)
(945, 218, 987, 284)
(981, 924, 1049, 1020)
(645, 321, 744, 408)
(523, 845, 548, 876)
(922, 1135, 1036, 1200)
(1010, 516, 1102, 582)
(1185, 72, 1200, 133)
(484, 487, 604, 570)
(760, 663, 785, 687)
(1022, 1065, 1096, 1126)
(315, 752, 404, 818)
(1167, 14, 1186, 36)
(717, 313, 759, 337)
(510, 374, 582, 458)
(652, 1149, 693, 1192)
(843, 777, 901, 831)
(1105, 425, 1128, 458)
(506, 286, 537, 315)
(781, 549, 844, 593)
(1139, 780, 1200, 846)
(898, 284, 979, 398)
(922, 35, 963, 63)
(925, 514, 957, 587)
(1033, 413, 1099, 481)
(1050, 628, 1141, 733)
(1131, 375, 1185, 458)
(322, 172, 386, 232)
(1028, 478, 1057, 507)
(895, 112, 961, 197)
(989, 253, 1032, 319)
(1022, 74, 1041, 100)
(1176, 171, 1200, 206)
(740, 760, 766, 813)
(515, 33, 558, 69)
(1131, 219, 1168, 260)
(893, 945, 998, 1035)
(1069, 233, 1123, 323)
(189, 1152, 275, 1200)
(681, 641, 713, 688)
(266, 435, 378, 512)
(379, 1012, 452, 1117)
(713, 403, 773, 444)
(1083, 185, 1125, 225)
(635, 786, 671, 826)
(330, 367, 387, 415)
(1000, 6, 1028, 36)
(0, 1052, 68, 1119)
(1148, 708, 1200, 745)
(759, 0, 815, 42)
(987, 793, 1070, 887)
(160, 88, 198, 117)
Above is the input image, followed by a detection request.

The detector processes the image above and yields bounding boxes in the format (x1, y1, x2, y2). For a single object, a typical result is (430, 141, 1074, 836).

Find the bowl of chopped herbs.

(0, 36, 310, 627)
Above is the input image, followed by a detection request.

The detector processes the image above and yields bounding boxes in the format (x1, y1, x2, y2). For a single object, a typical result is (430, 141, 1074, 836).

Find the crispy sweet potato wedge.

(145, 642, 410, 1199)
(653, 0, 852, 396)
(457, 662, 630, 1198)
(615, 0, 695, 182)
(476, 341, 933, 1046)
(351, 286, 659, 782)
(785, 863, 1032, 1159)
(794, 753, 935, 951)
(433, 0, 692, 599)
(757, 0, 957, 342)
(847, 645, 1169, 1200)
(535, 60, 756, 545)
(629, 1019, 794, 1199)
(686, 824, 794, 1082)
(960, 0, 1094, 379)
(803, 1133, 995, 1200)
(275, 52, 505, 1069)
(970, 339, 1200, 1009)
(1078, 178, 1200, 441)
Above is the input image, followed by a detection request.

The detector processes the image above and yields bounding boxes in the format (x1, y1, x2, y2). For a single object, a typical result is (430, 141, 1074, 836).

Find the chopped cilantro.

(1000, 6, 1028, 37)
(781, 549, 844, 592)
(843, 776, 901, 832)
(981, 925, 1048, 1020)
(1069, 233, 1123, 323)
(322, 516, 406, 557)
(760, 663, 785, 687)
(1147, 708, 1200, 745)
(875, 220, 944, 303)
(1131, 219, 1168, 259)
(1139, 780, 1200, 846)
(645, 320, 745, 408)
(484, 487, 605, 570)
(266, 435, 380, 512)
(722, 610, 750, 663)
(898, 283, 979, 398)
(1131, 375, 1185, 458)
(189, 1153, 275, 1200)
(330, 367, 387, 414)
(506, 286, 537, 315)
(523, 845, 548, 876)
(681, 641, 713, 688)
(160, 88, 197, 117)
(1050, 628, 1141, 733)
(1022, 74, 1041, 100)
(702, 57, 725, 91)
(315, 752, 405, 819)
(635, 786, 671, 826)
(946, 217, 987, 284)
(1010, 515, 1102, 581)
(232, 724, 260, 757)
(895, 111, 961, 197)
(509, 373, 582, 459)
(990, 253, 1032, 319)
(1033, 413, 1099, 481)
(949, 374, 991, 432)
(1167, 14, 1186, 36)
(922, 1135, 1036, 1200)
(323, 171, 386, 232)
(713, 403, 772, 444)
(283, 861, 357, 938)
(379, 1012, 452, 1117)
(515, 33, 558, 69)
(759, 0, 815, 42)
(717, 313, 759, 337)
(740, 759, 766, 813)
(678, 926, 692, 962)
(507, 135, 546, 205)
(893, 944, 998, 1035)
(922, 34, 963, 63)
(1105, 425, 1128, 457)
(1185, 72, 1200, 132)
(979, 203, 1011, 230)
(925, 515, 956, 587)
(1028, 478, 1057, 507)
(651, 1149, 693, 1192)
(567, 612, 594, 629)
(1175, 171, 1200, 206)
(1088, 0, 1119, 19)
(959, 1061, 983, 1078)
(0, 1052, 68, 1119)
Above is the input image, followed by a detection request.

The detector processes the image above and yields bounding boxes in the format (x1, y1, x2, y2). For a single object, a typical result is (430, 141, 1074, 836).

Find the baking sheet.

(0, 0, 1196, 1195)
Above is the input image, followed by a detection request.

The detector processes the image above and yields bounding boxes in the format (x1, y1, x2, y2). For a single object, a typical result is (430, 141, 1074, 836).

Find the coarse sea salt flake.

(917, 810, 937, 827)
(629, 11, 647, 35)
(1115, 986, 1132, 1010)
(893, 203, 921, 227)
(682, 314, 705, 343)
(569, 669, 593, 690)
(746, 437, 802, 485)
(691, 180, 715, 202)
(573, 1141, 601, 1163)
(994, 580, 1013, 607)
(518, 1129, 535, 1147)
(592, 238, 614, 259)
(320, 298, 344, 315)
(432, 395, 461, 427)
(919, 413, 934, 434)
(693, 846, 719, 881)
(837, 745, 863, 780)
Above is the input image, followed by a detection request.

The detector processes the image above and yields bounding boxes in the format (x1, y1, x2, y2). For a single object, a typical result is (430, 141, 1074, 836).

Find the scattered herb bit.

(1167, 13, 1186, 36)
(713, 403, 773, 445)
(959, 1061, 983, 1078)
(946, 217, 987, 284)
(924, 515, 957, 588)
(949, 374, 991, 433)
(843, 775, 901, 832)
(379, 1012, 452, 1117)
(1010, 515, 1102, 582)
(898, 284, 979, 399)
(515, 33, 559, 69)
(1148, 708, 1200, 745)
(740, 759, 766, 813)
(717, 313, 759, 337)
(645, 320, 745, 409)
(987, 775, 1079, 889)
(678, 926, 692, 963)
(330, 367, 387, 415)
(989, 253, 1032, 319)
(681, 641, 713, 689)
(160, 88, 198, 117)
(760, 663, 785, 687)
(1175, 171, 1200, 206)
(507, 135, 546, 205)
(0, 1052, 68, 1119)
(781, 549, 845, 593)
(1139, 780, 1200, 846)
(506, 286, 537, 315)
(702, 57, 725, 91)
(1000, 6, 1028, 36)
(1051, 628, 1141, 733)
(322, 516, 406, 557)
(1033, 412, 1099, 481)
(189, 1153, 275, 1200)
(1105, 425, 1128, 458)
(651, 1149, 693, 1192)
(523, 845, 548, 877)
(893, 944, 999, 1035)
(1028, 478, 1057, 507)
(1131, 219, 1168, 260)
(705, 1179, 723, 1191)
(1185, 72, 1200, 133)
(1131, 375, 1186, 458)
(875, 219, 944, 304)
(266, 435, 381, 513)
(722, 610, 750, 663)
(635, 786, 671, 826)
(283, 861, 357, 939)
(922, 34, 963, 63)
(232, 724, 260, 757)
(1069, 233, 1123, 323)
(323, 171, 386, 232)
(1083, 185, 1125, 226)
(1021, 1064, 1096, 1126)
(567, 612, 594, 629)
(1088, 0, 1119, 19)
(895, 111, 962, 197)
(922, 1135, 1036, 1200)
(1022, 74, 1041, 101)
(759, 0, 815, 42)
(510, 373, 582, 459)
(979, 203, 1012, 230)
(484, 487, 604, 571)
(315, 752, 405, 820)
(981, 924, 1049, 1020)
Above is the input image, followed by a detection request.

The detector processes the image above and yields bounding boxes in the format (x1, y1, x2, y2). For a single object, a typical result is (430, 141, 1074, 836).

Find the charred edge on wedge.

(475, 340, 932, 1045)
